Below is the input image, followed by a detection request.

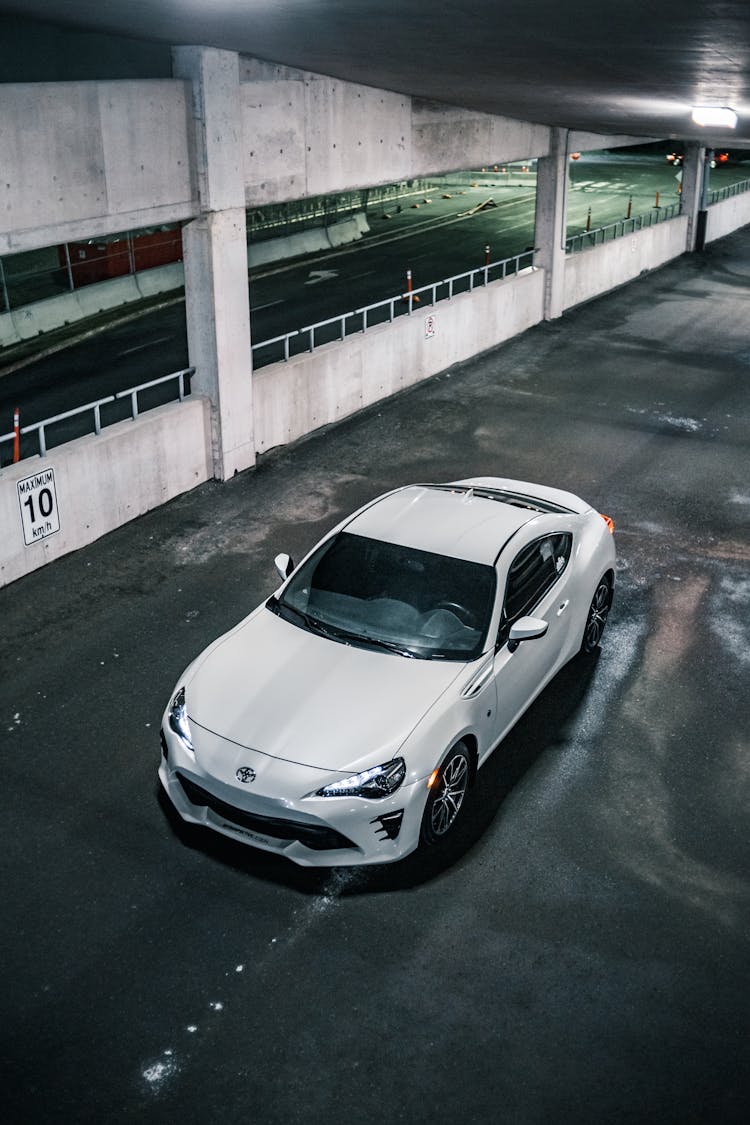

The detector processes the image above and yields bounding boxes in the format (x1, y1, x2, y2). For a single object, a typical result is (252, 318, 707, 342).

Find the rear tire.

(581, 575, 612, 653)
(420, 741, 471, 846)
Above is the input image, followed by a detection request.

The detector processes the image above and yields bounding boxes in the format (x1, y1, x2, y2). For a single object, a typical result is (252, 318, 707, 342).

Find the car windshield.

(270, 532, 496, 661)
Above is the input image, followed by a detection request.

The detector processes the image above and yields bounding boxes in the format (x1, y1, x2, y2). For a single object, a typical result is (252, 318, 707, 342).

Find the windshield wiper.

(350, 633, 419, 658)
(267, 598, 335, 639)
(268, 599, 420, 657)
(317, 624, 422, 658)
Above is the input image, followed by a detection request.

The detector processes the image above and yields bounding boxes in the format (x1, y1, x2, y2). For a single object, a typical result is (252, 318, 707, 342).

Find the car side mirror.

(507, 616, 549, 653)
(274, 553, 294, 581)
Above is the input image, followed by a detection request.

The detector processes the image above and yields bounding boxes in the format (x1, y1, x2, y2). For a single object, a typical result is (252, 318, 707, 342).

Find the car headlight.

(168, 686, 194, 751)
(315, 758, 406, 799)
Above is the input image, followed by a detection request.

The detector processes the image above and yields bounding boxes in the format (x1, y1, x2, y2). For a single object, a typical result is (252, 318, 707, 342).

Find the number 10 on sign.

(17, 467, 60, 546)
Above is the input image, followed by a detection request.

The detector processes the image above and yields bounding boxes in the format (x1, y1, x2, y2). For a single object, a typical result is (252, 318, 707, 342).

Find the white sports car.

(159, 478, 615, 866)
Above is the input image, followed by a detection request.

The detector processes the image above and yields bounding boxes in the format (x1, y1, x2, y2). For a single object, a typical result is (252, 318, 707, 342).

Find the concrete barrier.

(0, 396, 212, 587)
(326, 215, 367, 247)
(563, 216, 689, 310)
(11, 291, 84, 340)
(74, 274, 141, 316)
(248, 213, 370, 267)
(248, 228, 329, 267)
(0, 264, 185, 349)
(253, 267, 545, 453)
(706, 193, 750, 243)
(0, 310, 21, 348)
(135, 262, 185, 298)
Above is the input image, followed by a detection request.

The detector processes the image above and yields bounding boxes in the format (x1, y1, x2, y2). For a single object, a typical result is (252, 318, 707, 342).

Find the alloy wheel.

(429, 749, 469, 838)
(583, 578, 611, 651)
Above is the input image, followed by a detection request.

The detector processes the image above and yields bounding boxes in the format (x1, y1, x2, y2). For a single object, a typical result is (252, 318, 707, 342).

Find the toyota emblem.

(236, 766, 256, 784)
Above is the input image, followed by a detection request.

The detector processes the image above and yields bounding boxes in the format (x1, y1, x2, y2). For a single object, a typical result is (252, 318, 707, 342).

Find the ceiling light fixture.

(691, 106, 738, 128)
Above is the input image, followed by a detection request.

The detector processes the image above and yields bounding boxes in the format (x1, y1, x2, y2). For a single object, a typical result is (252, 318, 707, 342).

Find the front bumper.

(159, 725, 424, 867)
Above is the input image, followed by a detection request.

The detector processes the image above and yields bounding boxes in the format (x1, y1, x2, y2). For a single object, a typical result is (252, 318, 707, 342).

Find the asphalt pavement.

(2, 217, 749, 1122)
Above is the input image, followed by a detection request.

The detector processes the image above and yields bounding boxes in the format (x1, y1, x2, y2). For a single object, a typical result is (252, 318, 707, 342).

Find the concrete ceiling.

(2, 0, 750, 145)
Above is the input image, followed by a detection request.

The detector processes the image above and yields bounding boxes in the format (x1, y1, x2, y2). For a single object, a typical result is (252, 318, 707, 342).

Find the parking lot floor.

(2, 227, 749, 1124)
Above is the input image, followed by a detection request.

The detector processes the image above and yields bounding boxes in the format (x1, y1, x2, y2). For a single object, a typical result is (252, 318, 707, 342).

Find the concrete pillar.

(172, 46, 255, 479)
(534, 128, 569, 320)
(680, 143, 706, 252)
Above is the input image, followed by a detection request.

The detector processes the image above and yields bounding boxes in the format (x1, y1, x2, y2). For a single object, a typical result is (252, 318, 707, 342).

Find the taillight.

(600, 513, 615, 534)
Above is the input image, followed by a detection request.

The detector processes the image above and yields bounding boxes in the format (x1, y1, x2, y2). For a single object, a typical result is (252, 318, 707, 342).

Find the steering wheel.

(435, 600, 477, 628)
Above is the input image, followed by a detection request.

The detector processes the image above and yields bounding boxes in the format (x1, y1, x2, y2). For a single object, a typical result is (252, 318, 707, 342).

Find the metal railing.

(251, 250, 535, 367)
(708, 177, 750, 205)
(0, 367, 193, 464)
(565, 202, 683, 254)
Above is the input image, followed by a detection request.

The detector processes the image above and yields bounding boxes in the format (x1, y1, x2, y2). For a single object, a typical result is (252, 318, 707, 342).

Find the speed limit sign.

(17, 466, 60, 546)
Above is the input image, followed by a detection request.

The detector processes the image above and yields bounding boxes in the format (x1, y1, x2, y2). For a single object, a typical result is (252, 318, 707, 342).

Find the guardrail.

(565, 202, 682, 254)
(251, 250, 535, 367)
(0, 367, 193, 464)
(708, 177, 750, 205)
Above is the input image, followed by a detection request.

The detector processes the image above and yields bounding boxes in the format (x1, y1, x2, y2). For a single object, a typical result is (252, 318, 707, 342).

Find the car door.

(487, 532, 574, 750)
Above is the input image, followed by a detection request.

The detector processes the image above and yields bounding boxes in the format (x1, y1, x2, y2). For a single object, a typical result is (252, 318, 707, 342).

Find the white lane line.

(118, 336, 171, 356)
(347, 269, 377, 281)
(253, 298, 285, 311)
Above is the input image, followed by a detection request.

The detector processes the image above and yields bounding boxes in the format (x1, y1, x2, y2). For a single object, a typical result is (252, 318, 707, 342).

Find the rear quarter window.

(499, 533, 572, 643)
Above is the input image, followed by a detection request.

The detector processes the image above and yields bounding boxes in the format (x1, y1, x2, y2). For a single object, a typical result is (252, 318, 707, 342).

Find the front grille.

(176, 772, 356, 852)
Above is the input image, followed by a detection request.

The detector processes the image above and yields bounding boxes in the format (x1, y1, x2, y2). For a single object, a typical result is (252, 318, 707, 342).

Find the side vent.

(371, 811, 404, 840)
(461, 656, 495, 698)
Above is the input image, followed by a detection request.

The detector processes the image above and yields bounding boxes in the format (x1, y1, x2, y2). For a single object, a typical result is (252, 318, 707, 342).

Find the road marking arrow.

(305, 269, 339, 285)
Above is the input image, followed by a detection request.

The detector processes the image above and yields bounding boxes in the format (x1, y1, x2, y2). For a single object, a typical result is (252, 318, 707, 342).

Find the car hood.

(185, 606, 464, 772)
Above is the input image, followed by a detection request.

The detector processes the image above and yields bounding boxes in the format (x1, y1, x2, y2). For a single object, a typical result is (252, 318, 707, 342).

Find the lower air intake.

(176, 772, 356, 852)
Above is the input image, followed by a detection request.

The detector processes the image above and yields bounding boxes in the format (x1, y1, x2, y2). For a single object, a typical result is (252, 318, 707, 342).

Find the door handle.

(556, 600, 569, 616)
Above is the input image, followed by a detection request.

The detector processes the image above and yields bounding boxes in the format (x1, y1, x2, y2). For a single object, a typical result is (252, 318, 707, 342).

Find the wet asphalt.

(1, 228, 749, 1124)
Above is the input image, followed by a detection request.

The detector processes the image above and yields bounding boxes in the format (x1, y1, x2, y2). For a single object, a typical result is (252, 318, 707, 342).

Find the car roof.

(345, 484, 542, 564)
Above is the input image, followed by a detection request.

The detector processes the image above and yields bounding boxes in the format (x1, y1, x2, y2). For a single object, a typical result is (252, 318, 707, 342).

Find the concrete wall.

(238, 58, 551, 207)
(563, 216, 689, 310)
(706, 192, 750, 243)
(252, 267, 545, 453)
(1, 66, 549, 255)
(0, 397, 211, 586)
(0, 80, 197, 254)
(2, 186, 745, 587)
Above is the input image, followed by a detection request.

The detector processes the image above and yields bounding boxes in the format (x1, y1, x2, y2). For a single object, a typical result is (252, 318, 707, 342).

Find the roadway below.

(2, 222, 748, 1124)
(0, 155, 744, 460)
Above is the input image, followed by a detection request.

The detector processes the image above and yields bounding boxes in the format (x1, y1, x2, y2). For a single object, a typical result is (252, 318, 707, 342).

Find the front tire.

(581, 575, 612, 653)
(420, 741, 471, 846)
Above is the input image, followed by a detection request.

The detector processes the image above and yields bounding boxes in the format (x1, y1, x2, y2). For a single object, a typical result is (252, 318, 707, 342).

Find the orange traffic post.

(13, 406, 20, 463)
(585, 208, 591, 232)
(626, 195, 632, 219)
(403, 268, 420, 305)
(655, 190, 660, 208)
(484, 244, 490, 266)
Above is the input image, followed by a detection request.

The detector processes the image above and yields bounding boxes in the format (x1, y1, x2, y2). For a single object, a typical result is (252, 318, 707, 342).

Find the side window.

(499, 533, 572, 644)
